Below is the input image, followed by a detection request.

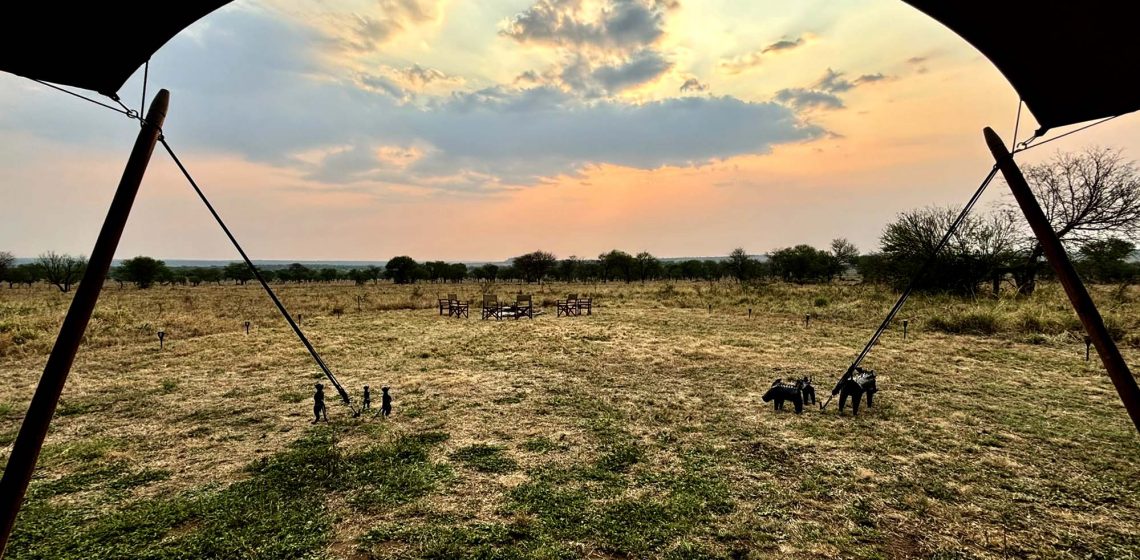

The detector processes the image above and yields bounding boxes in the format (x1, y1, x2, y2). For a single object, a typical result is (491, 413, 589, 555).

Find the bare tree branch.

(1006, 146, 1140, 293)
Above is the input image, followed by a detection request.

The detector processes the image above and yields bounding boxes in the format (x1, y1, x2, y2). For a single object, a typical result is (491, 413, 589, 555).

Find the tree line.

(3, 147, 1137, 295)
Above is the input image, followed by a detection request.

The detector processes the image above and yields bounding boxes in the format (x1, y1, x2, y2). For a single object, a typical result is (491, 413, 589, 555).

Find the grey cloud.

(5, 6, 824, 194)
(774, 88, 844, 110)
(719, 35, 807, 75)
(358, 73, 411, 101)
(553, 50, 671, 96)
(359, 92, 825, 187)
(855, 72, 886, 84)
(501, 0, 677, 99)
(501, 0, 669, 51)
(762, 37, 804, 54)
(815, 68, 853, 93)
(302, 144, 385, 183)
(344, 0, 440, 51)
(814, 69, 888, 93)
(440, 85, 577, 113)
(356, 64, 460, 103)
(906, 56, 926, 65)
(774, 68, 888, 112)
(348, 16, 402, 51)
(514, 70, 543, 85)
(590, 50, 672, 92)
(401, 64, 451, 87)
(679, 78, 707, 93)
(290, 88, 827, 187)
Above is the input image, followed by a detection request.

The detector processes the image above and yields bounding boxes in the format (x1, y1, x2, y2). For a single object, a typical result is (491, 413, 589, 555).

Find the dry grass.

(0, 280, 1138, 559)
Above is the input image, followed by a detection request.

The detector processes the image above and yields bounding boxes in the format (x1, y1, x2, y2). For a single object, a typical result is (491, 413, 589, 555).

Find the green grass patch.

(54, 398, 109, 418)
(520, 436, 563, 454)
(504, 449, 735, 557)
(9, 428, 452, 559)
(492, 393, 526, 405)
(108, 468, 173, 491)
(278, 391, 306, 404)
(359, 520, 573, 559)
(38, 437, 119, 467)
(450, 444, 518, 474)
(346, 433, 454, 513)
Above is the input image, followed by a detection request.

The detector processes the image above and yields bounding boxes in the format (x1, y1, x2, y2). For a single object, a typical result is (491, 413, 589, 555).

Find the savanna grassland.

(0, 280, 1138, 559)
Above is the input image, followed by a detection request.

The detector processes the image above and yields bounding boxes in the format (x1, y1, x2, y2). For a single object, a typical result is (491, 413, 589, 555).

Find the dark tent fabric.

(0, 2, 232, 97)
(902, 1, 1140, 133)
(0, 2, 1135, 131)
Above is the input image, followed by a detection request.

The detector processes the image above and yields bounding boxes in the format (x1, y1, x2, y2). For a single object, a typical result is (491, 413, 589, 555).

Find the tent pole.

(985, 127, 1140, 434)
(0, 90, 170, 555)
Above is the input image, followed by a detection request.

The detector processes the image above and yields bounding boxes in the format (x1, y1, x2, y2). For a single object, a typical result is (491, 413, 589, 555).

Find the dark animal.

(800, 376, 816, 405)
(380, 386, 392, 418)
(312, 382, 328, 424)
(762, 378, 804, 413)
(833, 367, 878, 415)
(362, 385, 371, 412)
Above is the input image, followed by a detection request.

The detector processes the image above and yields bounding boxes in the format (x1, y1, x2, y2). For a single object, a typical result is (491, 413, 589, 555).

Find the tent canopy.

(0, 2, 231, 97)
(902, 1, 1140, 133)
(0, 1, 1136, 133)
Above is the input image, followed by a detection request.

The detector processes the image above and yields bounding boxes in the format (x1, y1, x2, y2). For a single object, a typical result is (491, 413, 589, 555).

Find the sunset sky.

(2, 0, 1138, 262)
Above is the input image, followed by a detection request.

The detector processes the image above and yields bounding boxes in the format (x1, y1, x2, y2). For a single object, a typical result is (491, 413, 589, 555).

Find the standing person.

(362, 385, 372, 412)
(312, 382, 328, 424)
(380, 386, 392, 418)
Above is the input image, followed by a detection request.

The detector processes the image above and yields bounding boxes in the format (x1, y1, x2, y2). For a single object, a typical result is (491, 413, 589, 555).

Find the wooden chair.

(514, 294, 534, 319)
(556, 293, 579, 317)
(439, 293, 457, 316)
(451, 295, 470, 318)
(481, 294, 502, 320)
(576, 295, 592, 315)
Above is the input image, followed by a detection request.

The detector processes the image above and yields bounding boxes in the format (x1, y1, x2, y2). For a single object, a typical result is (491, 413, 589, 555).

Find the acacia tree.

(424, 261, 449, 282)
(599, 250, 635, 282)
(513, 251, 557, 283)
(36, 251, 87, 293)
(118, 256, 170, 289)
(472, 263, 499, 282)
(556, 256, 580, 282)
(768, 245, 834, 283)
(366, 265, 383, 284)
(880, 206, 1020, 294)
(0, 251, 13, 286)
(727, 248, 758, 282)
(831, 238, 859, 267)
(385, 256, 420, 284)
(1077, 237, 1136, 283)
(634, 251, 661, 282)
(1011, 146, 1140, 293)
(6, 264, 39, 288)
(223, 262, 254, 285)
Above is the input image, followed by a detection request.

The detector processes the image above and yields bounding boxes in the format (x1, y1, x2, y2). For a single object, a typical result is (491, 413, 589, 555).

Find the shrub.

(926, 309, 1001, 335)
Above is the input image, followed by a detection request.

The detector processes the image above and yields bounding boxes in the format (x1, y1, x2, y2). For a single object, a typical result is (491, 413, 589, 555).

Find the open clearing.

(1, 281, 1138, 559)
